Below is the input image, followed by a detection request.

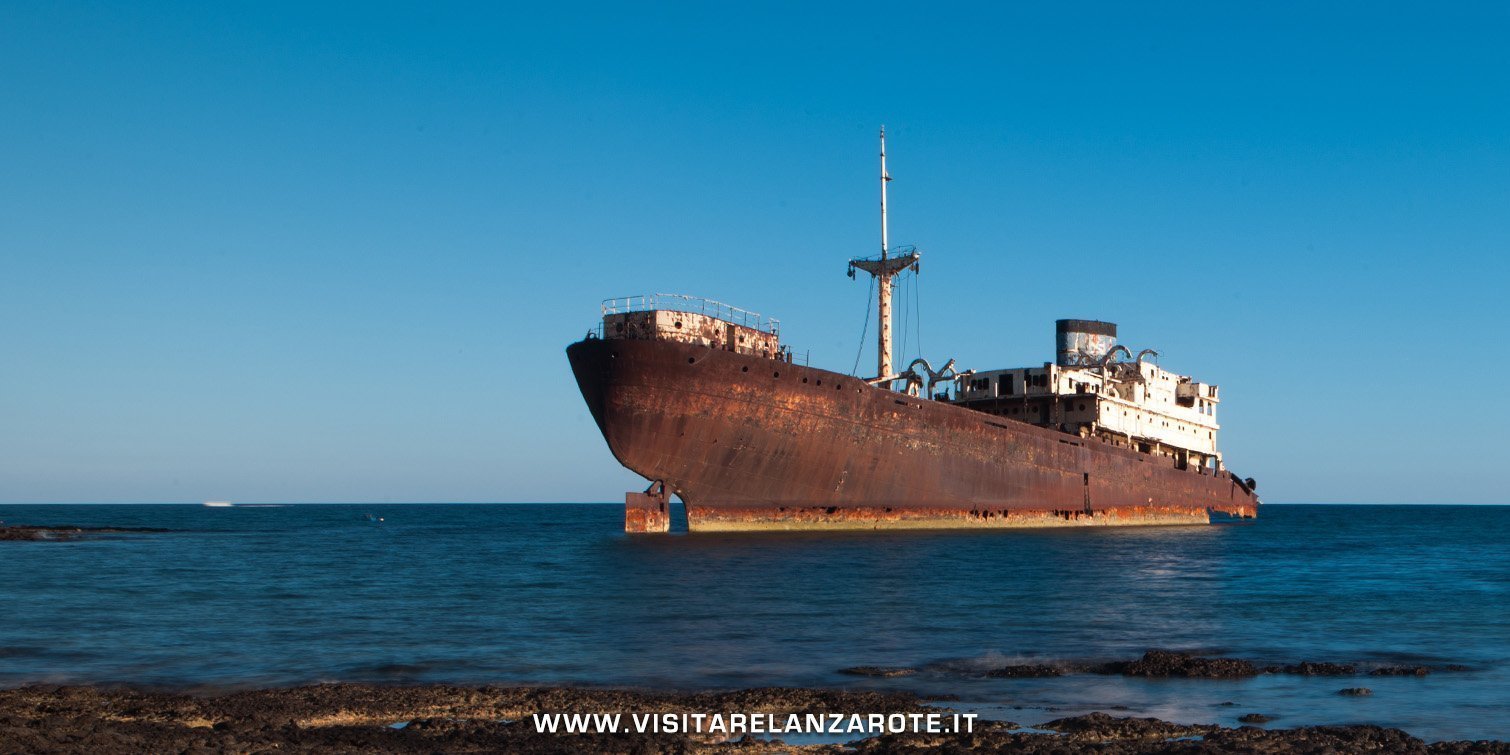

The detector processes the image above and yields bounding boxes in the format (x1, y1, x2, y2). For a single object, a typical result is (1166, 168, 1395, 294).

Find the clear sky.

(2, 2, 1506, 504)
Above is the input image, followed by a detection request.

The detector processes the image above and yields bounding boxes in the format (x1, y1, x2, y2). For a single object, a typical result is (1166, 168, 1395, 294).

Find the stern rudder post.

(625, 481, 671, 533)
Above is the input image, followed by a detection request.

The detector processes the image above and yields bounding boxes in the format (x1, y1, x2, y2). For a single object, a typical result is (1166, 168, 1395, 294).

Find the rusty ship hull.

(568, 337, 1259, 532)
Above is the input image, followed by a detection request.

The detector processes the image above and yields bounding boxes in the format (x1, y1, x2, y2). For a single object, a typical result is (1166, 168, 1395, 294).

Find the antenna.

(880, 125, 890, 261)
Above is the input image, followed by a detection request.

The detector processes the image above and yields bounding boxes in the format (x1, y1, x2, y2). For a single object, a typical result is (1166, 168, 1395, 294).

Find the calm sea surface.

(0, 503, 1505, 740)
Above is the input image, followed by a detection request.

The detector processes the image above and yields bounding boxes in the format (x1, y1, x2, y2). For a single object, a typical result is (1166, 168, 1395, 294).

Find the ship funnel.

(1056, 319, 1118, 367)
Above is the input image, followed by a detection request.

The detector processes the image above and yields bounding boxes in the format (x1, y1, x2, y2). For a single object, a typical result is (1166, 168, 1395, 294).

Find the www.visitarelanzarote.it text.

(531, 711, 979, 736)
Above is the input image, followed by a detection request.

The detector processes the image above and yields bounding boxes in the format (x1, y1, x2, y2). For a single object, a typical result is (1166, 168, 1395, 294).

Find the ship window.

(802, 377, 808, 383)
(674, 320, 683, 329)
(1078, 403, 1086, 411)
(816, 379, 822, 386)
(773, 372, 780, 378)
(741, 366, 748, 373)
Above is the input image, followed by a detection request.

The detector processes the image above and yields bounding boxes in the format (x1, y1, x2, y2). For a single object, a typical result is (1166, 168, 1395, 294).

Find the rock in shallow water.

(839, 666, 917, 678)
(1371, 665, 1432, 676)
(984, 664, 1065, 678)
(1096, 650, 1259, 679)
(0, 525, 169, 542)
(1280, 661, 1357, 676)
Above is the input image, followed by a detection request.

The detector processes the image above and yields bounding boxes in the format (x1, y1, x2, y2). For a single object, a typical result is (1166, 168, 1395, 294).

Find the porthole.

(802, 377, 808, 383)
(773, 372, 780, 378)
(674, 320, 683, 329)
(687, 357, 695, 364)
(741, 366, 748, 373)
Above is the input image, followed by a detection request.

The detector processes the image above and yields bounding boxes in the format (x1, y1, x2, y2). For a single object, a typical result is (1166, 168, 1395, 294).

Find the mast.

(877, 127, 891, 379)
(849, 126, 920, 383)
(880, 125, 890, 260)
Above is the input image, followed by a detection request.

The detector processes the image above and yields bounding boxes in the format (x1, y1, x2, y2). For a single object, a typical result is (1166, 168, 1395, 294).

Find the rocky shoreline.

(0, 524, 169, 542)
(0, 682, 1503, 754)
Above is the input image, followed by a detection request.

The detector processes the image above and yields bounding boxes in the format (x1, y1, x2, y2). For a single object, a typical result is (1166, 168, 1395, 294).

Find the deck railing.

(601, 294, 780, 336)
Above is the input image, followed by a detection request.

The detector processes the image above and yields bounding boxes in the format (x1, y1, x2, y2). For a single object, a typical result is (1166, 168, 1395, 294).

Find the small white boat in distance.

(202, 501, 234, 508)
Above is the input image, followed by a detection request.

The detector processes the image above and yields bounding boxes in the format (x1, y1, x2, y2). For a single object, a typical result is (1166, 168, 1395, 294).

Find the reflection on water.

(0, 503, 1505, 741)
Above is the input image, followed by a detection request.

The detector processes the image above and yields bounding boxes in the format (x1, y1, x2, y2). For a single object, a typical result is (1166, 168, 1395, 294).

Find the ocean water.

(0, 503, 1505, 741)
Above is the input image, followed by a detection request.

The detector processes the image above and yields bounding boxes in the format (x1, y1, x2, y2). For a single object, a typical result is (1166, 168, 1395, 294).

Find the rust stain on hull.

(688, 504, 1215, 532)
(567, 338, 1259, 532)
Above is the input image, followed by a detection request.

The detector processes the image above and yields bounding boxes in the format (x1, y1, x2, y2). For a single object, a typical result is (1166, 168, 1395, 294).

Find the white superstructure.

(952, 320, 1224, 472)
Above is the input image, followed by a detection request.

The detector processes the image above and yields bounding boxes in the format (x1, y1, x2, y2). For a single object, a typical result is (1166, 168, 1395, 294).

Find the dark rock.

(1282, 661, 1357, 676)
(1037, 711, 1219, 741)
(1239, 713, 1276, 723)
(1428, 740, 1510, 754)
(1371, 666, 1432, 677)
(984, 664, 1064, 678)
(1339, 687, 1374, 696)
(1201, 723, 1433, 754)
(839, 666, 917, 677)
(0, 525, 170, 542)
(1100, 650, 1259, 679)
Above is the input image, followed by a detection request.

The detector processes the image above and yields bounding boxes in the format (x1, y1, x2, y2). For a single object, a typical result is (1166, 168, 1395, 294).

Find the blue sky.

(2, 2, 1506, 504)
